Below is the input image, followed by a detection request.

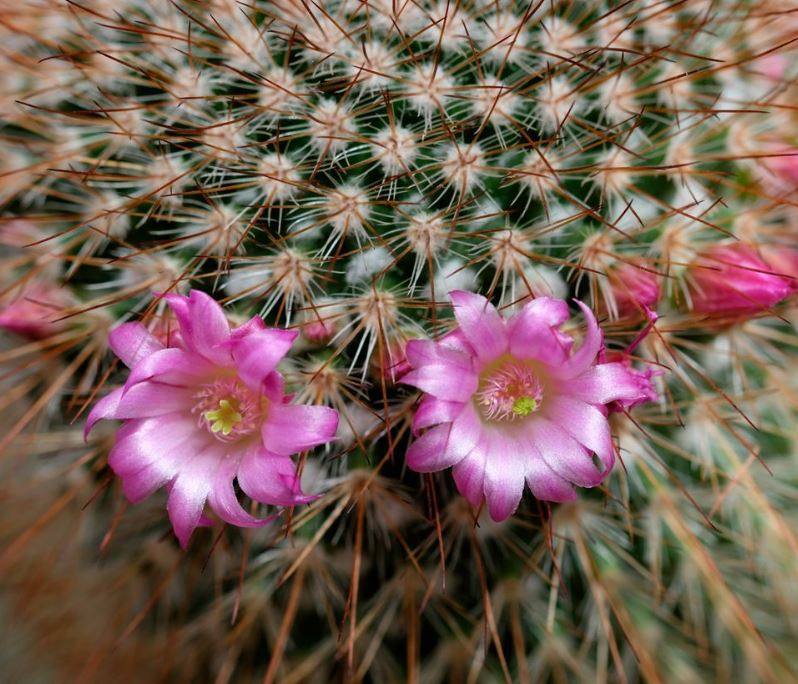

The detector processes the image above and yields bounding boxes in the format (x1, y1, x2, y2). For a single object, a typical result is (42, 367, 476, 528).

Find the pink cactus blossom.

(86, 290, 339, 547)
(401, 291, 656, 521)
(607, 260, 661, 319)
(687, 243, 794, 316)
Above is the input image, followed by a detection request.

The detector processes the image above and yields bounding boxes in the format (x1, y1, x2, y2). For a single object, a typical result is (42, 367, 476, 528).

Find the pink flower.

(0, 283, 73, 339)
(401, 291, 656, 521)
(607, 260, 661, 319)
(86, 290, 339, 547)
(687, 243, 794, 316)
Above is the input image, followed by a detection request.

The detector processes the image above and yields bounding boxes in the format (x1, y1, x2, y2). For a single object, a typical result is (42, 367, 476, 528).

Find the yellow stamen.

(512, 396, 537, 417)
(204, 399, 243, 436)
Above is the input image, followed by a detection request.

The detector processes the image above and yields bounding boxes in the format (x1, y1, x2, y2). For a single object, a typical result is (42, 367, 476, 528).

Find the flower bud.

(606, 260, 661, 319)
(687, 243, 794, 316)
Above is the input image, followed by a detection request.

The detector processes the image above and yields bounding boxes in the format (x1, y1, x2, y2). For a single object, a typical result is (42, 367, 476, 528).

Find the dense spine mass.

(1, 1, 797, 682)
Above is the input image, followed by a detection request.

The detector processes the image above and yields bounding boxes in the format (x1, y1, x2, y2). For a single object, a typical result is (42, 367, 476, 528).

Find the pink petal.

(406, 422, 471, 472)
(262, 371, 286, 402)
(449, 290, 508, 362)
(125, 348, 214, 388)
(438, 328, 476, 356)
(232, 316, 266, 336)
(525, 417, 605, 487)
(544, 396, 614, 473)
(565, 362, 655, 406)
(166, 441, 228, 548)
(552, 300, 603, 379)
(482, 430, 526, 521)
(165, 290, 232, 365)
(120, 461, 173, 503)
(229, 326, 297, 392)
(507, 297, 573, 365)
(452, 435, 489, 507)
(238, 447, 315, 506)
(405, 339, 473, 371)
(401, 363, 478, 403)
(85, 387, 124, 438)
(109, 323, 165, 368)
(261, 404, 339, 455)
(413, 396, 464, 435)
(207, 458, 273, 528)
(107, 413, 203, 478)
(525, 457, 577, 502)
(115, 381, 192, 414)
(85, 382, 191, 438)
(107, 413, 210, 506)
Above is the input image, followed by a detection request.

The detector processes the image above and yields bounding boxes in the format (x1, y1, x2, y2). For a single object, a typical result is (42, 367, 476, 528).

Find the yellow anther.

(205, 399, 243, 436)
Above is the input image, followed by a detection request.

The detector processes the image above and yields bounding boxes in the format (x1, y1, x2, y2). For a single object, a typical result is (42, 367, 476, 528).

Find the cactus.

(1, 0, 798, 681)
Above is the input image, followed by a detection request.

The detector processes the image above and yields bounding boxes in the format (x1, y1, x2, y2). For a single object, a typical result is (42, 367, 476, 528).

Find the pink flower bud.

(607, 260, 661, 319)
(372, 339, 411, 384)
(763, 148, 798, 188)
(301, 318, 336, 344)
(0, 283, 72, 339)
(687, 243, 794, 316)
(761, 246, 798, 286)
(751, 53, 788, 82)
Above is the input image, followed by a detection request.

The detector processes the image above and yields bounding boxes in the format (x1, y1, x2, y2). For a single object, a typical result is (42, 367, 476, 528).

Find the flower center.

(204, 399, 243, 436)
(193, 379, 262, 441)
(476, 360, 543, 422)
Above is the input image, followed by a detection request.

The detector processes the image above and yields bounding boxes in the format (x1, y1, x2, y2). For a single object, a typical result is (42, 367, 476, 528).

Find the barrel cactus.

(2, 0, 797, 681)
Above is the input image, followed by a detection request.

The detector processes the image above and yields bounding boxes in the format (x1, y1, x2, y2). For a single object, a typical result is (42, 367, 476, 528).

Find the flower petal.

(229, 325, 298, 392)
(525, 456, 577, 502)
(261, 404, 339, 456)
(482, 430, 526, 522)
(552, 300, 603, 379)
(449, 290, 508, 362)
(238, 448, 314, 506)
(165, 290, 232, 365)
(544, 396, 614, 473)
(438, 329, 476, 356)
(125, 348, 214, 388)
(207, 457, 273, 528)
(412, 396, 464, 435)
(406, 422, 471, 472)
(120, 461, 174, 503)
(109, 322, 165, 368)
(507, 297, 573, 365)
(564, 362, 656, 407)
(85, 387, 124, 438)
(86, 382, 191, 438)
(405, 339, 473, 370)
(107, 413, 203, 479)
(166, 441, 228, 548)
(401, 363, 478, 402)
(525, 417, 605, 487)
(452, 435, 488, 507)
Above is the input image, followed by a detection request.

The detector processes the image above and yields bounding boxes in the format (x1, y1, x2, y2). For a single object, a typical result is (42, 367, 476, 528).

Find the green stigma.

(205, 399, 243, 436)
(512, 396, 537, 417)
